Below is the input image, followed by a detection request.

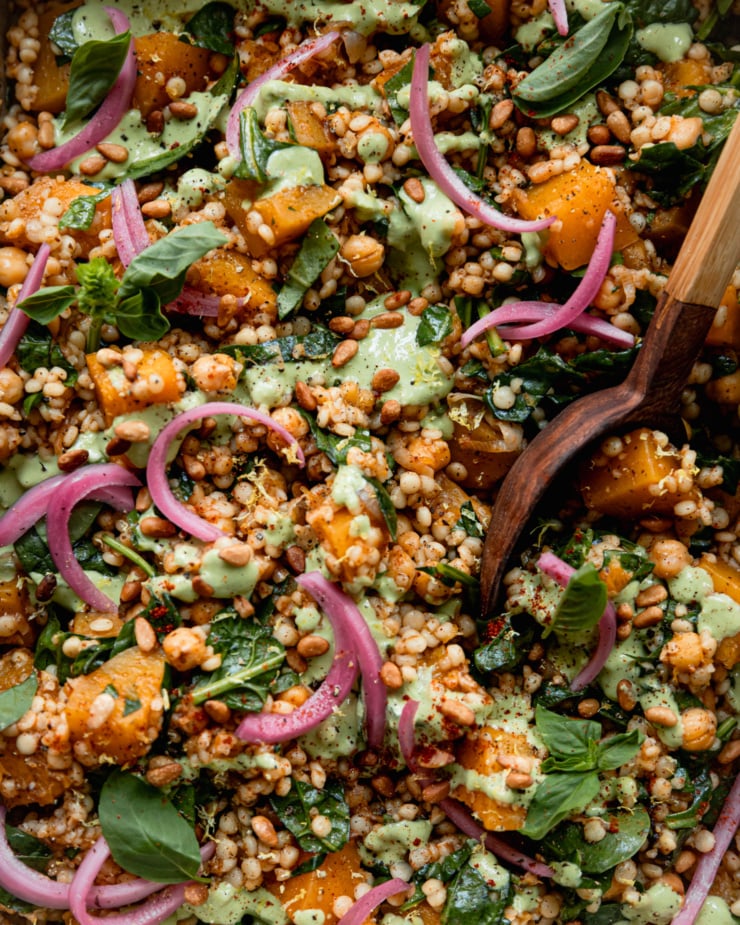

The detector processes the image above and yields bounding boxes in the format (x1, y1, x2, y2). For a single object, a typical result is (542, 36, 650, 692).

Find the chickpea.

(681, 707, 717, 752)
(190, 353, 241, 393)
(0, 368, 24, 405)
(6, 122, 39, 161)
(162, 626, 209, 672)
(340, 235, 385, 278)
(660, 632, 705, 672)
(649, 538, 692, 579)
(0, 247, 29, 288)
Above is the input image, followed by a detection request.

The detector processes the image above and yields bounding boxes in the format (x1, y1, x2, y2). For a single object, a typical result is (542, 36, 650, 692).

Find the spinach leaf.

(49, 9, 78, 58)
(119, 223, 228, 306)
(64, 31, 132, 128)
(629, 141, 705, 206)
(191, 613, 286, 709)
(474, 614, 534, 673)
(543, 805, 650, 873)
(234, 107, 294, 183)
(16, 321, 79, 386)
(545, 562, 607, 639)
(364, 476, 398, 541)
(455, 501, 484, 537)
(277, 218, 340, 319)
(298, 411, 372, 466)
(468, 0, 494, 17)
(442, 858, 510, 925)
(270, 779, 350, 853)
(514, 6, 633, 117)
(596, 728, 643, 770)
(384, 55, 415, 125)
(0, 825, 52, 911)
(222, 326, 340, 366)
(185, 2, 236, 55)
(521, 771, 601, 840)
(17, 286, 76, 324)
(409, 843, 473, 903)
(623, 0, 695, 28)
(59, 187, 111, 231)
(417, 304, 453, 347)
(0, 672, 37, 732)
(15, 525, 114, 579)
(99, 770, 202, 883)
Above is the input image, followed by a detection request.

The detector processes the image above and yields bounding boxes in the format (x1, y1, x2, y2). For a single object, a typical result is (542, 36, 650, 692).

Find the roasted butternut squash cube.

(0, 647, 34, 692)
(29, 4, 77, 113)
(286, 101, 336, 157)
(697, 555, 740, 606)
(86, 348, 183, 426)
(452, 726, 535, 831)
(187, 250, 277, 318)
(238, 39, 282, 83)
(70, 611, 124, 638)
(447, 395, 522, 491)
(266, 842, 375, 925)
(64, 647, 166, 767)
(0, 177, 111, 256)
(132, 33, 213, 118)
(0, 578, 33, 645)
(706, 286, 740, 349)
(661, 59, 713, 97)
(579, 428, 699, 519)
(706, 370, 740, 405)
(513, 161, 638, 270)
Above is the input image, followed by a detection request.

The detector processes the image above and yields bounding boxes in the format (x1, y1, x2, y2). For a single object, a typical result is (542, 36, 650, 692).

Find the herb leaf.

(270, 779, 350, 853)
(99, 770, 202, 883)
(442, 858, 510, 925)
(536, 704, 601, 759)
(521, 771, 601, 840)
(59, 188, 111, 231)
(545, 562, 607, 640)
(278, 219, 340, 319)
(365, 476, 398, 541)
(222, 326, 340, 366)
(49, 10, 79, 58)
(17, 322, 79, 386)
(417, 304, 453, 347)
(543, 805, 651, 873)
(235, 107, 293, 183)
(384, 55, 415, 125)
(185, 2, 236, 55)
(298, 411, 372, 466)
(64, 31, 132, 128)
(456, 501, 484, 537)
(17, 286, 76, 325)
(0, 672, 38, 732)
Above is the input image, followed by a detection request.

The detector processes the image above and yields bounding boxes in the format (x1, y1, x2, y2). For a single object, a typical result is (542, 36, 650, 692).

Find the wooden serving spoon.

(480, 112, 740, 616)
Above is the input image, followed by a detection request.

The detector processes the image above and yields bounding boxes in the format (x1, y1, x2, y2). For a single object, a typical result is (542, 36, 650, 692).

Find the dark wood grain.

(480, 114, 740, 616)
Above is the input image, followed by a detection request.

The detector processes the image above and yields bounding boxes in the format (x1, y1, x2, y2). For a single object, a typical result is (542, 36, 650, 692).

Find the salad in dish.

(0, 0, 738, 923)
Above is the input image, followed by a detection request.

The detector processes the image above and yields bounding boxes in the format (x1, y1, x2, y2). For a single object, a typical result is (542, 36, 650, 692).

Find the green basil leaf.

(185, 1, 236, 55)
(17, 321, 79, 386)
(235, 107, 294, 183)
(6, 823, 52, 872)
(297, 409, 372, 466)
(468, 0, 494, 17)
(596, 728, 643, 770)
(99, 770, 202, 883)
(455, 501, 483, 537)
(474, 615, 534, 673)
(278, 218, 340, 319)
(64, 31, 132, 128)
(17, 286, 76, 325)
(546, 562, 607, 640)
(0, 673, 38, 732)
(384, 54, 415, 125)
(59, 188, 111, 230)
(49, 10, 78, 58)
(535, 704, 601, 759)
(119, 222, 228, 306)
(114, 289, 170, 341)
(191, 612, 286, 708)
(417, 304, 453, 347)
(521, 771, 601, 840)
(365, 476, 398, 541)
(270, 778, 350, 853)
(442, 858, 510, 925)
(543, 805, 651, 873)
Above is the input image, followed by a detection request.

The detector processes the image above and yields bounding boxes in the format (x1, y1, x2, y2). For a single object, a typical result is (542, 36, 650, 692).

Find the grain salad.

(0, 0, 739, 924)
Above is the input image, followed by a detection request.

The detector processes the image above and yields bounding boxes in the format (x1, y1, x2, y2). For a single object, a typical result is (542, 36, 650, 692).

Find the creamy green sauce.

(263, 511, 296, 549)
(262, 147, 326, 195)
(256, 0, 428, 36)
(358, 131, 390, 164)
(72, 0, 203, 39)
(448, 762, 540, 808)
(331, 465, 366, 514)
(694, 895, 737, 925)
(617, 882, 681, 925)
(359, 819, 433, 866)
(671, 565, 740, 641)
(146, 542, 259, 602)
(636, 23, 693, 63)
(252, 80, 383, 122)
(300, 690, 362, 758)
(538, 94, 599, 149)
(294, 911, 325, 925)
(187, 882, 288, 925)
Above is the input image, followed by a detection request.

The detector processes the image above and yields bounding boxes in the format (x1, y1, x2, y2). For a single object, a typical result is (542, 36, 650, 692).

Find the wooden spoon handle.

(623, 112, 740, 407)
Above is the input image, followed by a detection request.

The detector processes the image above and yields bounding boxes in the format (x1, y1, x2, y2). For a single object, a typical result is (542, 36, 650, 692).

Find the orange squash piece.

(696, 556, 740, 668)
(513, 161, 638, 270)
(187, 250, 277, 318)
(286, 101, 336, 158)
(447, 396, 522, 492)
(132, 33, 213, 118)
(266, 842, 375, 925)
(86, 348, 183, 426)
(579, 428, 699, 519)
(0, 578, 33, 646)
(661, 59, 713, 98)
(706, 285, 740, 349)
(29, 4, 80, 113)
(64, 647, 166, 767)
(452, 726, 535, 831)
(70, 611, 125, 638)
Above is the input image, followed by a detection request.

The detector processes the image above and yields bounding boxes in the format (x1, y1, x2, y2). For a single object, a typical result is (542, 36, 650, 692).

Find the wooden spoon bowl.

(480, 113, 740, 616)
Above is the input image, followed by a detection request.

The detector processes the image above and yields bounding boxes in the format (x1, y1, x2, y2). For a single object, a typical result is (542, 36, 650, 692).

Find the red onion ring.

(297, 571, 387, 749)
(548, 0, 569, 35)
(26, 8, 136, 173)
(461, 299, 635, 349)
(166, 289, 221, 317)
(69, 837, 187, 925)
(226, 32, 341, 157)
(0, 243, 50, 368)
(111, 179, 147, 268)
(46, 464, 141, 611)
(536, 551, 616, 692)
(398, 700, 554, 879)
(671, 772, 740, 925)
(0, 473, 67, 545)
(410, 45, 554, 235)
(146, 402, 304, 544)
(235, 648, 358, 743)
(336, 878, 409, 925)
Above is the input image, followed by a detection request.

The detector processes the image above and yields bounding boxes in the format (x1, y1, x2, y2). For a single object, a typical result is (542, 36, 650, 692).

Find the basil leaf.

(235, 107, 293, 183)
(64, 31, 132, 128)
(546, 562, 607, 639)
(6, 824, 52, 872)
(191, 612, 286, 708)
(417, 304, 453, 347)
(521, 771, 601, 840)
(474, 615, 534, 673)
(365, 476, 398, 541)
(270, 779, 350, 853)
(468, 0, 494, 17)
(17, 286, 76, 324)
(185, 1, 236, 55)
(119, 223, 228, 306)
(0, 673, 38, 732)
(114, 289, 169, 341)
(49, 10, 78, 58)
(596, 728, 643, 770)
(514, 8, 633, 117)
(384, 55, 415, 125)
(297, 410, 372, 466)
(543, 805, 651, 873)
(455, 501, 483, 537)
(278, 219, 340, 319)
(535, 704, 601, 759)
(17, 322, 78, 386)
(442, 859, 509, 925)
(59, 188, 111, 230)
(99, 770, 202, 883)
